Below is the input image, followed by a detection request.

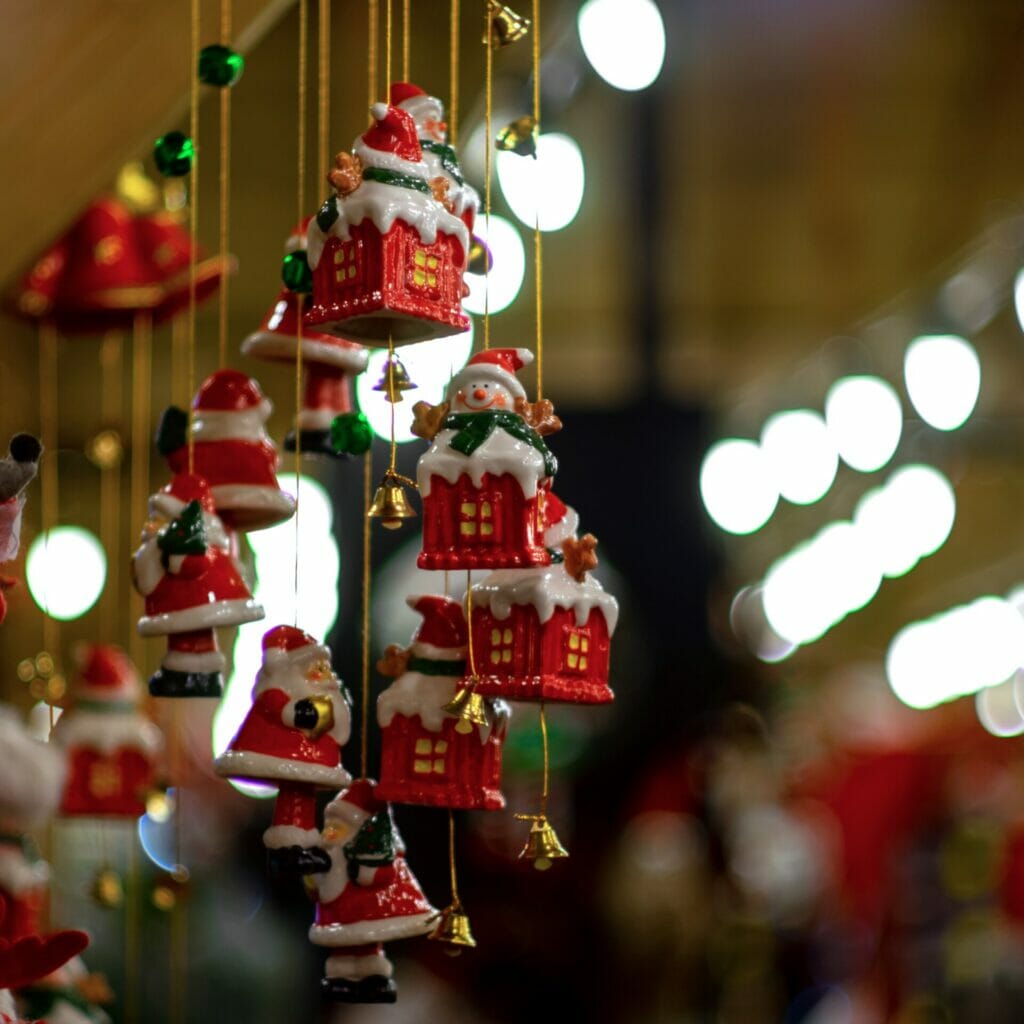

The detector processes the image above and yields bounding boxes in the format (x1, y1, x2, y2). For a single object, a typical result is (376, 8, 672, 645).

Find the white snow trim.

(191, 403, 272, 443)
(408, 640, 466, 661)
(132, 539, 165, 597)
(323, 797, 371, 831)
(296, 408, 335, 431)
(137, 597, 265, 636)
(325, 950, 394, 980)
(417, 426, 546, 499)
(307, 181, 470, 271)
(400, 95, 444, 126)
(263, 824, 321, 849)
(377, 673, 457, 733)
(162, 648, 225, 673)
(309, 909, 437, 947)
(51, 711, 163, 755)
(543, 505, 579, 548)
(214, 750, 351, 789)
(147, 496, 231, 551)
(241, 332, 369, 372)
(353, 140, 429, 179)
(473, 565, 620, 634)
(0, 495, 24, 563)
(0, 847, 49, 894)
(210, 484, 296, 519)
(0, 989, 14, 1017)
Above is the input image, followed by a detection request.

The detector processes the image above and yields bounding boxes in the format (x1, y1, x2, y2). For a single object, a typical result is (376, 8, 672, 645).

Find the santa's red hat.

(541, 491, 579, 548)
(324, 777, 384, 830)
(286, 216, 313, 253)
(9, 237, 68, 322)
(449, 347, 533, 402)
(262, 624, 329, 666)
(406, 595, 467, 661)
(73, 645, 139, 705)
(388, 81, 445, 135)
(193, 369, 270, 416)
(359, 103, 424, 167)
(153, 473, 217, 518)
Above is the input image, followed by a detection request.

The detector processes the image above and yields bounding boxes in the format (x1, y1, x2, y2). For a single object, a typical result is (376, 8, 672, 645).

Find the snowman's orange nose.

(473, 388, 487, 400)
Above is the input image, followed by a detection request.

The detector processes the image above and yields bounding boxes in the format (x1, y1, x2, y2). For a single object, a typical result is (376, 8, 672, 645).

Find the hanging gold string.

(37, 325, 59, 719)
(128, 319, 151, 674)
(385, 0, 393, 91)
(99, 333, 123, 642)
(539, 701, 550, 816)
(401, 0, 410, 79)
(123, 831, 140, 1024)
(465, 570, 477, 678)
(531, 0, 543, 398)
(449, 0, 460, 144)
(368, 0, 379, 104)
(217, 0, 233, 367)
(482, 0, 493, 350)
(359, 450, 372, 777)
(187, 0, 200, 472)
(318, 0, 331, 177)
(447, 809, 460, 904)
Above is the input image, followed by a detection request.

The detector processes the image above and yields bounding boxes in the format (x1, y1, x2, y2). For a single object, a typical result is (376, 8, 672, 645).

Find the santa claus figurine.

(241, 220, 369, 457)
(52, 645, 163, 818)
(132, 473, 264, 698)
(308, 779, 437, 1003)
(156, 369, 296, 532)
(0, 435, 42, 626)
(413, 348, 565, 570)
(214, 626, 351, 876)
(0, 919, 89, 1024)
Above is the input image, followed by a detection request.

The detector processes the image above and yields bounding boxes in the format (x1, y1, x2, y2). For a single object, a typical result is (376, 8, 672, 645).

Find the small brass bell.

(428, 901, 476, 954)
(372, 357, 416, 403)
(367, 474, 417, 530)
(90, 867, 124, 909)
(485, 0, 530, 47)
(442, 684, 489, 734)
(495, 116, 538, 159)
(517, 815, 569, 870)
(468, 237, 493, 275)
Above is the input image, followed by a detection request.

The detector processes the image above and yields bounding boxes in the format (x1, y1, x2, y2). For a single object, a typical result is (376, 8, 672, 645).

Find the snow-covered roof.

(377, 671, 508, 743)
(417, 426, 548, 498)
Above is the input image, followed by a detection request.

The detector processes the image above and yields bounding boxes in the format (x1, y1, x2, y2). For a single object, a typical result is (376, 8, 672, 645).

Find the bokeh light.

(976, 675, 1024, 738)
(903, 333, 980, 431)
(699, 439, 778, 535)
(496, 133, 585, 232)
(26, 526, 106, 621)
(824, 375, 903, 473)
(760, 409, 838, 505)
(577, 0, 666, 92)
(463, 214, 526, 315)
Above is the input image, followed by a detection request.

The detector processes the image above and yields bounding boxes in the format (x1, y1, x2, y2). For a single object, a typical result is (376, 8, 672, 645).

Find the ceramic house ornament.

(415, 348, 567, 570)
(132, 473, 264, 697)
(309, 779, 437, 1003)
(214, 626, 352, 876)
(52, 646, 162, 818)
(157, 370, 296, 532)
(242, 220, 369, 456)
(305, 100, 471, 344)
(376, 595, 509, 810)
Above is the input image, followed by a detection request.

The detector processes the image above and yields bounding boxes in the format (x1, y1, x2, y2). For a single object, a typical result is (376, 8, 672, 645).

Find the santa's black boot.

(321, 975, 397, 1004)
(266, 845, 332, 878)
(148, 667, 223, 699)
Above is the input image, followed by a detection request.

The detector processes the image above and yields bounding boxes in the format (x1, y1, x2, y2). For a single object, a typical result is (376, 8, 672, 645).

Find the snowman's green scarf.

(442, 411, 558, 479)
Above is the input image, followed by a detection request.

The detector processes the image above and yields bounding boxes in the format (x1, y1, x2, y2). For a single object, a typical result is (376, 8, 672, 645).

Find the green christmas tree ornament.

(281, 250, 313, 294)
(198, 44, 245, 87)
(330, 412, 373, 456)
(344, 809, 397, 869)
(153, 131, 194, 177)
(157, 500, 208, 556)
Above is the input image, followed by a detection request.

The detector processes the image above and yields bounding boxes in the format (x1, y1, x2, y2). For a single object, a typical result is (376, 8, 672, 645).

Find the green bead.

(153, 132, 194, 177)
(281, 251, 313, 293)
(330, 412, 373, 456)
(198, 44, 245, 87)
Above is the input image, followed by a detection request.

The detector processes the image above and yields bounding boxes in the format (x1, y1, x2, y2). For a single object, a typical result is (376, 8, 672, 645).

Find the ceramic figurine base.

(148, 667, 223, 699)
(472, 673, 614, 705)
(321, 976, 397, 1004)
(266, 845, 332, 878)
(374, 776, 505, 811)
(283, 428, 347, 459)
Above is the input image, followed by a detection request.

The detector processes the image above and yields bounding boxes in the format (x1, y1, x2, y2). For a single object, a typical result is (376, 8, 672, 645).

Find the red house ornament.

(416, 348, 566, 570)
(214, 625, 351, 876)
(309, 779, 437, 1003)
(132, 473, 264, 698)
(52, 645, 162, 819)
(305, 101, 471, 344)
(242, 220, 369, 456)
(157, 369, 297, 532)
(469, 563, 619, 704)
(376, 595, 509, 810)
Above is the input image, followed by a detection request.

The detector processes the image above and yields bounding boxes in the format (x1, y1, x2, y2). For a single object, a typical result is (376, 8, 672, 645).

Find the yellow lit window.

(413, 737, 449, 774)
(489, 626, 514, 666)
(564, 627, 591, 673)
(334, 242, 360, 284)
(410, 248, 440, 289)
(458, 494, 500, 543)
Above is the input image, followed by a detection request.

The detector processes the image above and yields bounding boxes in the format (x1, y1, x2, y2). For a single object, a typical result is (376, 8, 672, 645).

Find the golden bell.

(485, 0, 530, 47)
(468, 237, 493, 275)
(442, 685, 489, 734)
(496, 116, 538, 159)
(428, 902, 476, 954)
(517, 815, 569, 870)
(367, 478, 417, 530)
(372, 357, 416, 403)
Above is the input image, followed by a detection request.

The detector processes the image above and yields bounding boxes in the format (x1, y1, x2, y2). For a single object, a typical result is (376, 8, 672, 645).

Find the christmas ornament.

(469, 558, 617, 704)
(214, 626, 351, 876)
(329, 412, 373, 456)
(0, 924, 90, 1024)
(516, 813, 569, 870)
(308, 779, 437, 1003)
(414, 348, 565, 569)
(156, 370, 296, 532)
(304, 99, 472, 344)
(376, 595, 509, 810)
(197, 44, 244, 87)
(281, 250, 313, 294)
(14, 949, 113, 1024)
(7, 236, 67, 322)
(427, 901, 476, 954)
(51, 645, 162, 818)
(87, 868, 124, 910)
(153, 131, 194, 178)
(495, 115, 538, 158)
(241, 221, 369, 456)
(467, 237, 493, 275)
(132, 473, 264, 697)
(485, 1, 531, 47)
(367, 471, 418, 530)
(0, 436, 42, 627)
(372, 357, 416, 402)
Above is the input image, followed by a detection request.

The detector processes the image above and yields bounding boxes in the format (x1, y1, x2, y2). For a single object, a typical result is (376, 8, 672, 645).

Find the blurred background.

(6, 0, 1024, 1021)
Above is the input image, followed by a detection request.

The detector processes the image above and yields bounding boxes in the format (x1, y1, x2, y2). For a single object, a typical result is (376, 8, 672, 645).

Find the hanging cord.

(37, 324, 59, 732)
(482, 0, 493, 349)
(317, 0, 331, 181)
(464, 570, 478, 679)
(99, 333, 122, 642)
(402, 0, 410, 79)
(447, 809, 461, 907)
(531, 0, 543, 398)
(449, 0, 460, 145)
(539, 701, 549, 817)
(217, 0, 233, 366)
(368, 0, 379, 104)
(385, 0, 393, 91)
(128, 316, 152, 674)
(187, 0, 200, 473)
